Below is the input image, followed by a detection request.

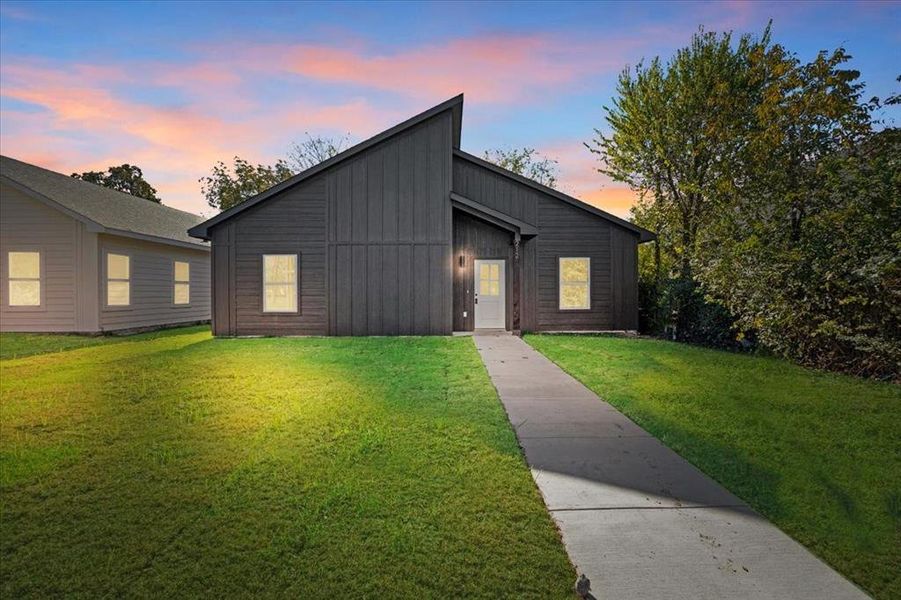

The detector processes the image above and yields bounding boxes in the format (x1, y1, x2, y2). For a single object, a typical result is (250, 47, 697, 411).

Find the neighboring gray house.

(0, 156, 210, 333)
(189, 95, 654, 337)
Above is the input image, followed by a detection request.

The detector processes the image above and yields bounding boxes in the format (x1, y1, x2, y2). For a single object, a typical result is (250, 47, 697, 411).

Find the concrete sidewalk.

(474, 332, 868, 600)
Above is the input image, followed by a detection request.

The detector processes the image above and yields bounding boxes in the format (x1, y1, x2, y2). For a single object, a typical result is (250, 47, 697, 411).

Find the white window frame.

(5, 249, 44, 310)
(262, 254, 298, 313)
(173, 260, 190, 306)
(558, 256, 591, 311)
(105, 252, 131, 308)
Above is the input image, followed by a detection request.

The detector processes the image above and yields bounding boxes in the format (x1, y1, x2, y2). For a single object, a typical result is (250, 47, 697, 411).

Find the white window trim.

(104, 251, 132, 309)
(262, 253, 299, 314)
(173, 260, 191, 306)
(558, 256, 591, 311)
(5, 248, 44, 311)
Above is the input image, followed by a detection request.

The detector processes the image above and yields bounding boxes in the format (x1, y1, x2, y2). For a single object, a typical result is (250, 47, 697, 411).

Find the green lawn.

(0, 326, 209, 360)
(525, 334, 901, 600)
(0, 328, 574, 598)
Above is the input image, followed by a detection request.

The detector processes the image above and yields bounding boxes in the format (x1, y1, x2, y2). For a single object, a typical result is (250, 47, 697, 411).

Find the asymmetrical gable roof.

(188, 94, 465, 240)
(186, 93, 653, 242)
(452, 150, 656, 243)
(1, 155, 208, 249)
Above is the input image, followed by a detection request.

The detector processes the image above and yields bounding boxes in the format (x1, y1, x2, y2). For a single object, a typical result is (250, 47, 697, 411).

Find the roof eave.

(452, 150, 656, 242)
(103, 228, 210, 251)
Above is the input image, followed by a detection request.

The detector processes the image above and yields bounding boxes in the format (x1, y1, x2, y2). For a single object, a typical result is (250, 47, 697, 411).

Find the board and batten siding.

(0, 183, 98, 332)
(451, 155, 639, 332)
(452, 211, 517, 332)
(210, 108, 455, 337)
(98, 234, 210, 332)
(328, 111, 453, 336)
(209, 176, 327, 336)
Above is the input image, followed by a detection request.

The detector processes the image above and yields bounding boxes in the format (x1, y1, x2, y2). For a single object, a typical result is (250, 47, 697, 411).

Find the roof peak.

(189, 93, 464, 240)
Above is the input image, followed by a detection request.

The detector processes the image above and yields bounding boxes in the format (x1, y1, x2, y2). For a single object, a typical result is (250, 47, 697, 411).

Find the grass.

(1, 328, 574, 598)
(525, 334, 901, 600)
(0, 326, 209, 360)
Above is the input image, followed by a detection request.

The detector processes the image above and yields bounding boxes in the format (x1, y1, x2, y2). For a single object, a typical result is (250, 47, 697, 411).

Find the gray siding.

(1, 182, 208, 333)
(0, 183, 83, 332)
(98, 235, 210, 331)
(451, 155, 639, 332)
(0, 184, 97, 332)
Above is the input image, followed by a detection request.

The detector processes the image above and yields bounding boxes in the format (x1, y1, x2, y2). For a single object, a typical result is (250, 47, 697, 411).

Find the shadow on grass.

(0, 325, 210, 360)
(2, 335, 574, 598)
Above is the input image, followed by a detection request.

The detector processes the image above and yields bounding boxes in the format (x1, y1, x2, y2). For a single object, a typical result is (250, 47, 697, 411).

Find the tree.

(288, 133, 351, 172)
(200, 157, 293, 212)
(693, 74, 897, 377)
(591, 24, 899, 377)
(72, 164, 160, 202)
(587, 27, 772, 343)
(483, 147, 559, 188)
(588, 27, 769, 279)
(202, 134, 351, 212)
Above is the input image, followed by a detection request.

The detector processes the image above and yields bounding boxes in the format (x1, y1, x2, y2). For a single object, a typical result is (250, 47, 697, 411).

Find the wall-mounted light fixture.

(458, 255, 465, 269)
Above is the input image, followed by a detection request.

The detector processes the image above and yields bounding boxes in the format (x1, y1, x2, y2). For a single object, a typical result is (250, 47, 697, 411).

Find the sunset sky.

(1, 0, 898, 218)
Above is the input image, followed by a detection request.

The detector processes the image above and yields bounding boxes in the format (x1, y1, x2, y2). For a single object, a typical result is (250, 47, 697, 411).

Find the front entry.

(474, 259, 506, 329)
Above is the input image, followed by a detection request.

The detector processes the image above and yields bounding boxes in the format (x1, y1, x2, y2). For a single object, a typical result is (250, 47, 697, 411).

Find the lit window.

(174, 261, 190, 305)
(8, 251, 41, 306)
(559, 257, 590, 310)
(107, 253, 130, 306)
(479, 262, 501, 296)
(263, 254, 297, 312)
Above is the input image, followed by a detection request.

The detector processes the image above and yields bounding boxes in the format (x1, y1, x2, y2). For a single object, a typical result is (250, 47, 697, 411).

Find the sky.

(1, 0, 898, 219)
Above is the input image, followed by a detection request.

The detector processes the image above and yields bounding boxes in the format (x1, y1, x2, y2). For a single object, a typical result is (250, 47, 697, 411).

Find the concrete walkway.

(473, 332, 868, 600)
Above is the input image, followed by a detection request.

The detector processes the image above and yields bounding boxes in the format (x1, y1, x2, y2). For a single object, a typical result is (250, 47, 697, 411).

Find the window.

(8, 251, 41, 306)
(263, 254, 297, 313)
(173, 261, 190, 305)
(106, 253, 130, 306)
(559, 257, 590, 310)
(479, 262, 501, 296)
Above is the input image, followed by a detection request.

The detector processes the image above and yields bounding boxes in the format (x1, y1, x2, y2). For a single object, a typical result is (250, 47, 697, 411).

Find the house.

(0, 156, 210, 333)
(188, 95, 654, 337)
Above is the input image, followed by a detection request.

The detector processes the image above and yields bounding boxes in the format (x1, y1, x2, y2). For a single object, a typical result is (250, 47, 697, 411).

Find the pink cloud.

(1, 59, 392, 213)
(1, 32, 645, 214)
(225, 33, 638, 104)
(540, 140, 638, 220)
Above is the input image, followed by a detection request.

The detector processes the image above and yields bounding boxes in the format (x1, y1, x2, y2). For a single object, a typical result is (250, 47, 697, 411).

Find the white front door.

(474, 259, 505, 329)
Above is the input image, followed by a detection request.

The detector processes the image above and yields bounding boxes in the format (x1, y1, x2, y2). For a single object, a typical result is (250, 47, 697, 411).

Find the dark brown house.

(188, 95, 654, 336)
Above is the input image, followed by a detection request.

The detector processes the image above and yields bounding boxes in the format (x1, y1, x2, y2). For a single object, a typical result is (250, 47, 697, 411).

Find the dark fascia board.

(188, 94, 465, 240)
(453, 150, 656, 243)
(1, 175, 209, 251)
(450, 192, 538, 236)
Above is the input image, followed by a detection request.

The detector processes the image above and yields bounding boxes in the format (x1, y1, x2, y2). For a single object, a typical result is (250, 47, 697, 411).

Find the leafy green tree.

(200, 157, 293, 211)
(588, 27, 771, 342)
(483, 147, 559, 188)
(591, 25, 899, 377)
(72, 164, 160, 202)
